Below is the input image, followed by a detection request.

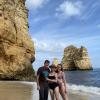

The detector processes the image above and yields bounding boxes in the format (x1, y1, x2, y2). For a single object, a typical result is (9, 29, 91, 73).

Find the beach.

(0, 81, 100, 100)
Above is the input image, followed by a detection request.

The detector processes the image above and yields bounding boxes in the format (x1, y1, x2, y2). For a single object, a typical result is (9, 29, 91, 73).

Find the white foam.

(12, 81, 100, 96)
(19, 81, 35, 85)
(68, 84, 100, 95)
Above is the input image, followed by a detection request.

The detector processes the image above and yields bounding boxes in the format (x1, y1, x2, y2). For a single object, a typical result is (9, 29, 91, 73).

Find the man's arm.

(36, 68, 41, 90)
(46, 78, 57, 83)
(36, 74, 40, 90)
(46, 73, 58, 83)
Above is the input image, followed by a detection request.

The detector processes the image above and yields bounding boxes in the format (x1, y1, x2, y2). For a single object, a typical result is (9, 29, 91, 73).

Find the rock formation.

(0, 0, 35, 80)
(62, 45, 92, 70)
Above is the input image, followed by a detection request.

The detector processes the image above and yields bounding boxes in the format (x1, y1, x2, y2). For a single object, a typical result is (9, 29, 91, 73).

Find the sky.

(25, 0, 100, 70)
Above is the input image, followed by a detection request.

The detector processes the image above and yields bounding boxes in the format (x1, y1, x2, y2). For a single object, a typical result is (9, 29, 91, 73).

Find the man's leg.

(39, 85, 44, 100)
(44, 82, 49, 100)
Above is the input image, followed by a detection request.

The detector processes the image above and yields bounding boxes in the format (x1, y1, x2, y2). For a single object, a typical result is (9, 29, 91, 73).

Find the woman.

(46, 64, 59, 100)
(56, 64, 68, 100)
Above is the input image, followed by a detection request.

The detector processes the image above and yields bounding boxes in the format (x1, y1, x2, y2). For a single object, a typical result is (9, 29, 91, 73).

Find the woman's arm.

(62, 72, 68, 92)
(55, 73, 58, 82)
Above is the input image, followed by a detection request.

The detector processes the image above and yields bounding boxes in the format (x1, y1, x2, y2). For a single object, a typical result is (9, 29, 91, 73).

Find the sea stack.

(62, 45, 92, 71)
(0, 0, 35, 80)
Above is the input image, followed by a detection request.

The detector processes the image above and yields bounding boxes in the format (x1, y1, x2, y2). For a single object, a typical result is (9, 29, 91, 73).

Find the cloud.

(33, 38, 47, 51)
(32, 38, 66, 53)
(56, 1, 83, 19)
(25, 0, 48, 10)
(31, 16, 50, 23)
(97, 24, 100, 28)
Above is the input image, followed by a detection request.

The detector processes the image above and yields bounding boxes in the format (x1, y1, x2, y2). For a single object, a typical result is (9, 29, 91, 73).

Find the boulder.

(62, 45, 92, 70)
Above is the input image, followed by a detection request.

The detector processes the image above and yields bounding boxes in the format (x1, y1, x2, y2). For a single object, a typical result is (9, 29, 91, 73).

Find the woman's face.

(57, 65, 62, 71)
(51, 67, 56, 72)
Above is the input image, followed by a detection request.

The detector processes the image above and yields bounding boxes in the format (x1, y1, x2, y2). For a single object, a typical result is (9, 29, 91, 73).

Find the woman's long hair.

(56, 64, 64, 72)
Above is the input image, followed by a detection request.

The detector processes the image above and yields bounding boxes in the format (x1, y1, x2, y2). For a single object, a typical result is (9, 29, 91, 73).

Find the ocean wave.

(68, 83, 100, 95)
(19, 82, 100, 95)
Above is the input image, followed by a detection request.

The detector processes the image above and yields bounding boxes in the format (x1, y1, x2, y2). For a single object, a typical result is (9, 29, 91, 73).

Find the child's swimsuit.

(48, 76, 58, 90)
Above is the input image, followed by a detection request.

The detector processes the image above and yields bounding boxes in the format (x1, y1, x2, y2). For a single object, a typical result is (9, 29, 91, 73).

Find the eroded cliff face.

(62, 45, 92, 71)
(0, 0, 35, 80)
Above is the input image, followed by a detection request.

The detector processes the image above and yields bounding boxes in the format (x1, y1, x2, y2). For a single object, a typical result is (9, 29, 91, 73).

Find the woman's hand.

(57, 79, 62, 85)
(65, 89, 67, 93)
(65, 85, 68, 93)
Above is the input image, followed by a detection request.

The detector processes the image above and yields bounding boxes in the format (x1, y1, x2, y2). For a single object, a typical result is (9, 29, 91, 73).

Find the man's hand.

(37, 85, 40, 90)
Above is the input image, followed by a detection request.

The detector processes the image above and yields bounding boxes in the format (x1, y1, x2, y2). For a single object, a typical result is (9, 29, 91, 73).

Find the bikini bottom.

(49, 83, 59, 90)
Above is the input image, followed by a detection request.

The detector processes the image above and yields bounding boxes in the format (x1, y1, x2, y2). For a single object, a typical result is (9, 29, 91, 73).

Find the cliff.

(62, 45, 92, 70)
(0, 0, 35, 80)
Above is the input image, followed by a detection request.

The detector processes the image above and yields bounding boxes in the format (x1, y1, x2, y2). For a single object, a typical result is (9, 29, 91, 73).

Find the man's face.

(44, 62, 49, 67)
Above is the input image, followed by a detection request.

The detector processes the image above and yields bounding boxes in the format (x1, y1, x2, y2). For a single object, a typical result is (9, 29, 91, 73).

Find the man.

(37, 60, 50, 100)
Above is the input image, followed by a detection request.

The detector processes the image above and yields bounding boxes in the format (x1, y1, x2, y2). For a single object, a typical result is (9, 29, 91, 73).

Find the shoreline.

(0, 81, 100, 100)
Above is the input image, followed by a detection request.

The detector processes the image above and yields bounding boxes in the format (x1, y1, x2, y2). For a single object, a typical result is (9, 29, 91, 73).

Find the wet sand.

(0, 81, 100, 100)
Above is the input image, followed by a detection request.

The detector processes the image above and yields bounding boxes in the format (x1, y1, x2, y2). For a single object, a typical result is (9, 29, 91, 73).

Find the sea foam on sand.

(24, 82, 100, 100)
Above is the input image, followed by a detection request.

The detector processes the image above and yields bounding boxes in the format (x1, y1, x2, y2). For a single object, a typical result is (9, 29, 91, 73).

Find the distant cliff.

(62, 45, 92, 70)
(0, 0, 35, 80)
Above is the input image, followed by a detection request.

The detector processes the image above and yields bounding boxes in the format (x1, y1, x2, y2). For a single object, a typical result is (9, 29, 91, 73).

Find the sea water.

(65, 68, 100, 95)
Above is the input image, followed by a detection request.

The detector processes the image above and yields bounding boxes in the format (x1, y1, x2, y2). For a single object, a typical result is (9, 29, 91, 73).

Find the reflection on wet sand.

(68, 92, 88, 100)
(0, 81, 33, 100)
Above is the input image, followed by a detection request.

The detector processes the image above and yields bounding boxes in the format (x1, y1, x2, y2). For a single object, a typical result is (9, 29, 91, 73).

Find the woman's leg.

(59, 85, 68, 100)
(50, 89, 54, 100)
(54, 87, 59, 100)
